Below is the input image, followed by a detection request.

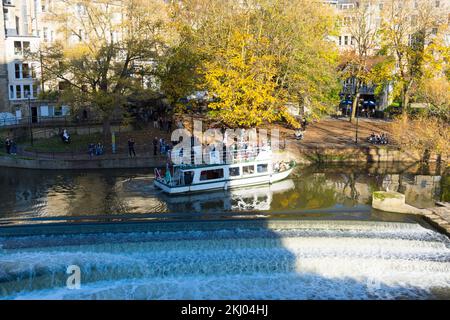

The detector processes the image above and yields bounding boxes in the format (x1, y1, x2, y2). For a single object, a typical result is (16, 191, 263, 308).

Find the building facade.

(325, 0, 449, 111)
(1, 0, 44, 120)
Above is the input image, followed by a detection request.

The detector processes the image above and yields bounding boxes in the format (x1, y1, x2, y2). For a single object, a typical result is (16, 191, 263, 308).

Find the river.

(0, 163, 449, 299)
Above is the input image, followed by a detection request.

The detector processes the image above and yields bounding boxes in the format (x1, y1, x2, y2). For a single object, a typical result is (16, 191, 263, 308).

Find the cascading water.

(1, 220, 449, 300)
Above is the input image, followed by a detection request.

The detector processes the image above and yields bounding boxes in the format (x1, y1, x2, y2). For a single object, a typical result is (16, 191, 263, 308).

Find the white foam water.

(0, 220, 449, 299)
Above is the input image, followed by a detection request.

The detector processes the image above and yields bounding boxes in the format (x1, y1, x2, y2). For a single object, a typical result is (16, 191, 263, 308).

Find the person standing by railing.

(10, 139, 17, 155)
(153, 137, 158, 156)
(128, 138, 136, 158)
(5, 138, 11, 154)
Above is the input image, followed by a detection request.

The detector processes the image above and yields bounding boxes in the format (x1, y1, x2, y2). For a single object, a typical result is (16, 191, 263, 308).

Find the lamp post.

(27, 93, 34, 146)
(355, 98, 363, 144)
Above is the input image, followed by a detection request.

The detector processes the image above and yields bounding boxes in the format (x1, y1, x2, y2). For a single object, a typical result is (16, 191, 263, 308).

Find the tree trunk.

(350, 80, 360, 123)
(422, 148, 430, 165)
(401, 84, 410, 116)
(350, 92, 360, 123)
(436, 154, 442, 176)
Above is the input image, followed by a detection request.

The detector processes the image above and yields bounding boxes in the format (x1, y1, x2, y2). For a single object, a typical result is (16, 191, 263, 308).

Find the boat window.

(229, 167, 240, 177)
(184, 171, 194, 185)
(200, 169, 224, 181)
(257, 164, 268, 173)
(243, 165, 255, 175)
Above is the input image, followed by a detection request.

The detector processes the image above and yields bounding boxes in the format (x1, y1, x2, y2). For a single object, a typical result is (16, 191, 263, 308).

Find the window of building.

(15, 63, 21, 78)
(9, 85, 14, 100)
(257, 164, 268, 173)
(23, 85, 31, 98)
(31, 64, 37, 78)
(13, 41, 30, 55)
(344, 36, 348, 45)
(339, 36, 342, 46)
(435, 1, 440, 7)
(58, 81, 69, 91)
(200, 169, 224, 181)
(23, 63, 30, 78)
(50, 30, 54, 42)
(15, 16, 19, 35)
(432, 27, 438, 35)
(229, 167, 240, 177)
(379, 3, 383, 10)
(54, 105, 63, 116)
(23, 42, 30, 54)
(33, 85, 39, 97)
(42, 0, 47, 12)
(15, 85, 22, 99)
(14, 41, 22, 55)
(43, 27, 48, 42)
(351, 37, 355, 45)
(243, 165, 255, 175)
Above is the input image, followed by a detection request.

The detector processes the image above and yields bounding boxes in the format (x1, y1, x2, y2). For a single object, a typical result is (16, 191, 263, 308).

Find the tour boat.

(154, 147, 295, 195)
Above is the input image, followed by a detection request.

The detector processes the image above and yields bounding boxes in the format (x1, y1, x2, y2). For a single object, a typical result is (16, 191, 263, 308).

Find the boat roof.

(175, 160, 270, 171)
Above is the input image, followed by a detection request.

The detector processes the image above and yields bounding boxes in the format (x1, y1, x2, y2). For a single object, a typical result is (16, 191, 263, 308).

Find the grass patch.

(23, 133, 105, 153)
(373, 191, 403, 201)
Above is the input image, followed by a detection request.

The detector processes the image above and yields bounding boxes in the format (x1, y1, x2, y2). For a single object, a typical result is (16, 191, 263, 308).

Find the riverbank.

(0, 118, 443, 169)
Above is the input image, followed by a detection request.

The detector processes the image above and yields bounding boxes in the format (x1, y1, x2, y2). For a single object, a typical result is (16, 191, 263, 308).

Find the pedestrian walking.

(88, 143, 95, 158)
(5, 138, 12, 154)
(10, 139, 17, 155)
(128, 138, 136, 157)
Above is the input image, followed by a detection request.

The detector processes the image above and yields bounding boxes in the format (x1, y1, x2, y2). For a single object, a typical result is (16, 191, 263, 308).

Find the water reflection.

(0, 162, 447, 224)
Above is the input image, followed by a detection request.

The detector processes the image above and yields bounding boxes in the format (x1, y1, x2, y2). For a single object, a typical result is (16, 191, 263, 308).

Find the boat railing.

(169, 146, 272, 166)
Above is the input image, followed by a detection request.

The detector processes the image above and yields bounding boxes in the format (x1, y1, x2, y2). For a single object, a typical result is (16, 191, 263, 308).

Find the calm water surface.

(0, 163, 448, 224)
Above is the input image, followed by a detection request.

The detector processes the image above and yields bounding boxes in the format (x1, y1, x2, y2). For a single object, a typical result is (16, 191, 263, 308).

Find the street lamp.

(26, 92, 34, 146)
(355, 98, 363, 144)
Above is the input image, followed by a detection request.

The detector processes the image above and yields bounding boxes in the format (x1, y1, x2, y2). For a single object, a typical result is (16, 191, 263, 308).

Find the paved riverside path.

(277, 117, 393, 148)
(5, 117, 398, 164)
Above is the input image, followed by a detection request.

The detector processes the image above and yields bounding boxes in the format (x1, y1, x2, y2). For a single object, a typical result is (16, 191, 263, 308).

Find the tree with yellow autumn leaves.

(164, 0, 340, 128)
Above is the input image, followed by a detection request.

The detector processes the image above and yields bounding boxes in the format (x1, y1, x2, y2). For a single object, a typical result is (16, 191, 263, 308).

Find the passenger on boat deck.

(164, 170, 171, 183)
(274, 162, 280, 172)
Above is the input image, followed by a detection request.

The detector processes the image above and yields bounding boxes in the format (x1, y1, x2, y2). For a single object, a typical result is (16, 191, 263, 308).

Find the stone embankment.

(0, 154, 166, 169)
(372, 191, 450, 237)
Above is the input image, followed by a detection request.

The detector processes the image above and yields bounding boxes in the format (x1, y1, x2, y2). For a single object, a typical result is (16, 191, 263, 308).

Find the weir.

(1, 220, 449, 299)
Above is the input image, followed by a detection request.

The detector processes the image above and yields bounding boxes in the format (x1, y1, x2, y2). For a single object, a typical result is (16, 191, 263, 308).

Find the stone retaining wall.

(0, 155, 166, 170)
(284, 142, 438, 164)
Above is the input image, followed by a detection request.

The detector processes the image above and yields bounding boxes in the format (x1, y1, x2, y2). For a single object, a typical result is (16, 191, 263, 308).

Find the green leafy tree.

(34, 0, 174, 136)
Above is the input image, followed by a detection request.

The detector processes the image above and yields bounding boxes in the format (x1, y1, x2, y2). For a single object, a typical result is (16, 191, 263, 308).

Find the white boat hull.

(154, 167, 294, 195)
